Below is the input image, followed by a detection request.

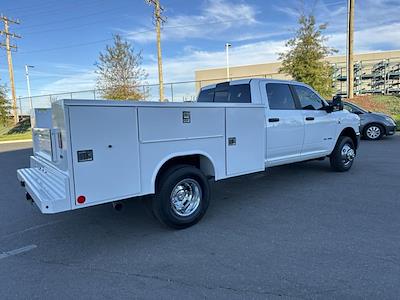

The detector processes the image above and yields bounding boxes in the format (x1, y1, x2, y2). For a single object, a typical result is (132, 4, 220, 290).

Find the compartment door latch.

(228, 137, 236, 146)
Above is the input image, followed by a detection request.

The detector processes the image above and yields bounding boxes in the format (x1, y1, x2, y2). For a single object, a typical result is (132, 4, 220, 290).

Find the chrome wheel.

(341, 143, 355, 166)
(170, 178, 202, 217)
(366, 125, 381, 140)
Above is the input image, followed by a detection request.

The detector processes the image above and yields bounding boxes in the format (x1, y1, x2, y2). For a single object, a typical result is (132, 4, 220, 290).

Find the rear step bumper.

(17, 165, 70, 214)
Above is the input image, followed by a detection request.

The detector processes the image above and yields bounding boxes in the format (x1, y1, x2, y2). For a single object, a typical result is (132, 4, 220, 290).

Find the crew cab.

(17, 79, 360, 229)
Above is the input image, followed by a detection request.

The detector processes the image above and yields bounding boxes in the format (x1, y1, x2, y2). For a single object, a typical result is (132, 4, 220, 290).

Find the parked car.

(17, 79, 360, 229)
(342, 101, 397, 140)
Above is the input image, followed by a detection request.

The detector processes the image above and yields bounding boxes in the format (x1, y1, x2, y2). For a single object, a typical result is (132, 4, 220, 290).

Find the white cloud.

(143, 39, 286, 82)
(38, 71, 97, 95)
(328, 22, 400, 54)
(124, 0, 258, 43)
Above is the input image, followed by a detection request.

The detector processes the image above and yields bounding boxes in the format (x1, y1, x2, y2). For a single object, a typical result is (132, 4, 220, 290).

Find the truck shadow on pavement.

(0, 145, 354, 254)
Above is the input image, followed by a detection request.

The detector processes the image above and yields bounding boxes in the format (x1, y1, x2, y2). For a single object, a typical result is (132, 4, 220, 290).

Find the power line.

(3, 0, 60, 14)
(9, 0, 107, 20)
(22, 11, 133, 35)
(325, 0, 346, 7)
(20, 5, 129, 30)
(18, 37, 114, 55)
(17, 18, 250, 55)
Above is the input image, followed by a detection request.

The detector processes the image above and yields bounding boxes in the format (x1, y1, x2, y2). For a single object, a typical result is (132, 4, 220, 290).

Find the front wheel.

(330, 136, 356, 172)
(152, 165, 210, 229)
(364, 124, 384, 140)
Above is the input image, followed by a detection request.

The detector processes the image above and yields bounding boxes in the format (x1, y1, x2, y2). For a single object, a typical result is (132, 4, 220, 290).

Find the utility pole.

(225, 43, 231, 81)
(346, 0, 354, 99)
(146, 0, 166, 101)
(0, 15, 21, 124)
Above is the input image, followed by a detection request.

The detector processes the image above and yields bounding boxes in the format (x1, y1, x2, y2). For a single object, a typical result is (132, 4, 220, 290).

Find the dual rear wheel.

(152, 165, 210, 229)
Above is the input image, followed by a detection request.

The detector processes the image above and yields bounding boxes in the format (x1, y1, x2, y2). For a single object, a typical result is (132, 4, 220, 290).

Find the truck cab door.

(263, 83, 305, 166)
(291, 85, 337, 157)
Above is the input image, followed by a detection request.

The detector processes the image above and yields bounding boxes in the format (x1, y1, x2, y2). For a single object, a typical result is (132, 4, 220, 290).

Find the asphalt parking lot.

(0, 136, 399, 299)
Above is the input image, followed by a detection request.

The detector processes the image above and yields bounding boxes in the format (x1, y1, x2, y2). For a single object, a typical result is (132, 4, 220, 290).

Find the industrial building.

(195, 50, 400, 96)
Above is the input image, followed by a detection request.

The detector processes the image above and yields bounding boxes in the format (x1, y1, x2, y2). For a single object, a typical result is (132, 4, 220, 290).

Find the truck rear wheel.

(329, 136, 356, 172)
(153, 165, 210, 229)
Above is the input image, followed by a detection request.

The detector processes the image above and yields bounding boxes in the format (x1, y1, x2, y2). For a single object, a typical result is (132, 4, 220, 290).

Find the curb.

(0, 139, 32, 144)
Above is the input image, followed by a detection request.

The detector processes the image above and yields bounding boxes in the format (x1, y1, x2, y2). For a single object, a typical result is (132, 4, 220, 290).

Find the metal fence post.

(18, 97, 22, 116)
(93, 90, 96, 100)
(171, 83, 174, 102)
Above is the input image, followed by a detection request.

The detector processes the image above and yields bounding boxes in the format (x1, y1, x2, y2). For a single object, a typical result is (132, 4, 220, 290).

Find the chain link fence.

(15, 73, 280, 116)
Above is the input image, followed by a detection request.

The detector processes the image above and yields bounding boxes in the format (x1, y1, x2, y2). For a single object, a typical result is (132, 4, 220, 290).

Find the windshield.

(346, 102, 368, 113)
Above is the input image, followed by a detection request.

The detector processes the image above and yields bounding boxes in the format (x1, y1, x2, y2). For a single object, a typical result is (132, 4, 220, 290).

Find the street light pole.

(25, 64, 34, 116)
(225, 43, 231, 81)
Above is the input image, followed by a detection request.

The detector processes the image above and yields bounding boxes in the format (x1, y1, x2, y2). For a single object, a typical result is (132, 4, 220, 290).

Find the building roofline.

(195, 49, 400, 73)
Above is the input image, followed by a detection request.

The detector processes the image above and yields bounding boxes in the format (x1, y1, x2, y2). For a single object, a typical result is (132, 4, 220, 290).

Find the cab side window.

(266, 83, 296, 110)
(294, 85, 324, 110)
(229, 84, 251, 103)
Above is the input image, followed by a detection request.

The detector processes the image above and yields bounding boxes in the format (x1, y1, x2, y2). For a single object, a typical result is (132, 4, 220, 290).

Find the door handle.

(305, 117, 315, 121)
(268, 118, 280, 123)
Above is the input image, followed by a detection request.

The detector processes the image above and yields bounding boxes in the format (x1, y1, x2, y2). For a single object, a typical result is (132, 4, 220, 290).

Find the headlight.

(384, 117, 396, 125)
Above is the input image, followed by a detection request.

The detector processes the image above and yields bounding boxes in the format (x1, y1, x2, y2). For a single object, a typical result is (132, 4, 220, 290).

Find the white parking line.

(0, 244, 37, 260)
(0, 220, 63, 240)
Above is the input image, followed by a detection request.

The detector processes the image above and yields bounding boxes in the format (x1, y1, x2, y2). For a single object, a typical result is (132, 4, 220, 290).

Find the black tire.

(152, 164, 210, 229)
(330, 136, 356, 172)
(364, 124, 384, 140)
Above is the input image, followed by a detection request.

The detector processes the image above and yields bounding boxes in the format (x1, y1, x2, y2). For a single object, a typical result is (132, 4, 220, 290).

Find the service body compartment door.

(225, 107, 265, 176)
(69, 106, 140, 205)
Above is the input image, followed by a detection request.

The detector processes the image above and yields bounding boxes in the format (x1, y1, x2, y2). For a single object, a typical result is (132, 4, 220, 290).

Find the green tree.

(95, 34, 148, 100)
(279, 14, 337, 98)
(0, 83, 10, 126)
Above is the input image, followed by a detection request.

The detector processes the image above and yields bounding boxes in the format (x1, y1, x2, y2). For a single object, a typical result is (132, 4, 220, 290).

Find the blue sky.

(0, 0, 399, 98)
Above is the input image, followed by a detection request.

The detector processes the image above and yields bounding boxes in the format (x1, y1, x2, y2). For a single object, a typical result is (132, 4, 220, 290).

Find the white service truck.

(17, 79, 360, 229)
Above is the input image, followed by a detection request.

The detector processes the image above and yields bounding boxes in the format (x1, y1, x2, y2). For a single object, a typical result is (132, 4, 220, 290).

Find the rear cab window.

(197, 83, 251, 103)
(197, 88, 215, 102)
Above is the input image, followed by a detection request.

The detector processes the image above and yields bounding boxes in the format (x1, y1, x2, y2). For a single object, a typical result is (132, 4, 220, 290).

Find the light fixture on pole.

(225, 43, 232, 81)
(24, 64, 34, 116)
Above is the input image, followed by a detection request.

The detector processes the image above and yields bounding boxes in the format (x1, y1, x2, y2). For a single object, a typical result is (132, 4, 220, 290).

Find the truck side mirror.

(331, 95, 343, 111)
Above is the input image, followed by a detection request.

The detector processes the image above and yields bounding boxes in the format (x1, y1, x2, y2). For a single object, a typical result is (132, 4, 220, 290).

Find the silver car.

(343, 101, 397, 140)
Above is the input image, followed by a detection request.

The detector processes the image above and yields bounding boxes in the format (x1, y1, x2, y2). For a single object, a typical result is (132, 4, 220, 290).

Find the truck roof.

(200, 78, 308, 90)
